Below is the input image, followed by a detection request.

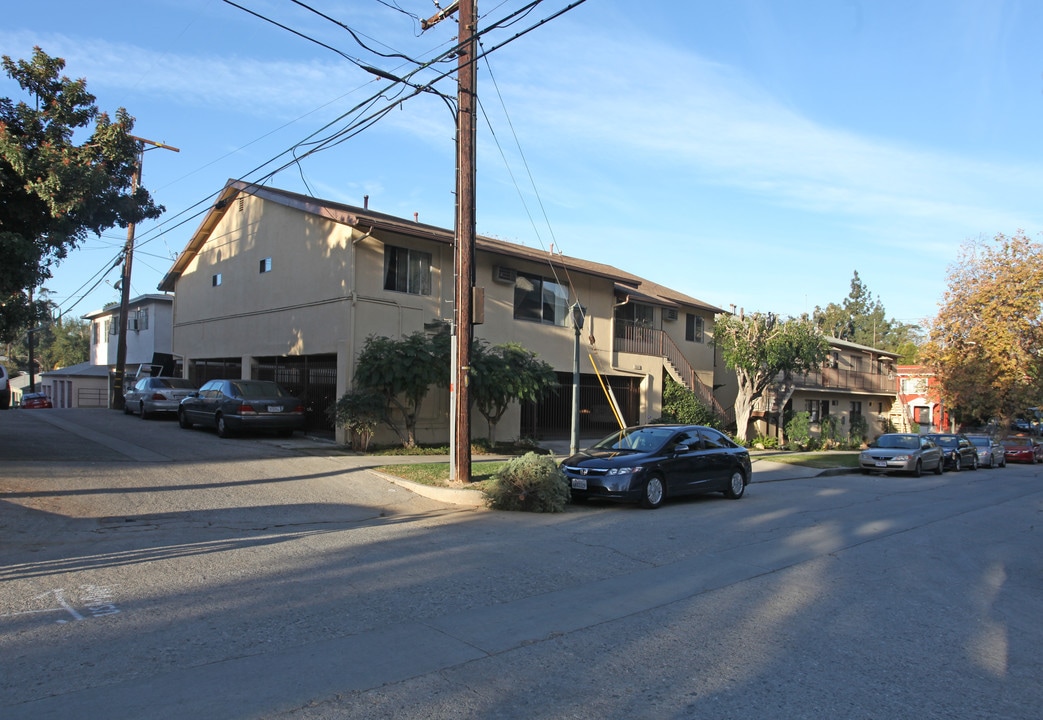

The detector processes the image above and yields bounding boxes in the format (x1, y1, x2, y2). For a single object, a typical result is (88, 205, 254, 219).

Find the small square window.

(212, 273, 222, 287)
(259, 258, 272, 273)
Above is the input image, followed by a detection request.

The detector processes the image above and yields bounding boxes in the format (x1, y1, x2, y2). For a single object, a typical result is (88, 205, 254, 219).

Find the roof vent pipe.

(364, 195, 369, 209)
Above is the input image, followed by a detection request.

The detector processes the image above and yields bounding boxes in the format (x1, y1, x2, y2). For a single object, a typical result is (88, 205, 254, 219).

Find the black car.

(560, 424, 751, 509)
(178, 379, 305, 438)
(925, 433, 979, 471)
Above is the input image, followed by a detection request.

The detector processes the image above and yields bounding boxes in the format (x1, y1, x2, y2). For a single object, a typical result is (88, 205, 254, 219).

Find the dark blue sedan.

(561, 424, 752, 509)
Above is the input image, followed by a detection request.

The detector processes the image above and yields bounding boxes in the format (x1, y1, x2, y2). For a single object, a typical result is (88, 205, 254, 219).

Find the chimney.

(363, 195, 369, 209)
(414, 212, 419, 222)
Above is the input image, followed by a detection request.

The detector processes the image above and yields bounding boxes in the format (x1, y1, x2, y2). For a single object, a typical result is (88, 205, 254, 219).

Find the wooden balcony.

(797, 367, 895, 394)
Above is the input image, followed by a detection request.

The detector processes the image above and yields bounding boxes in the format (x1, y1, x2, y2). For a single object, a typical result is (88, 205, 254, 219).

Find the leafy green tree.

(813, 271, 921, 361)
(352, 331, 449, 447)
(0, 47, 162, 342)
(921, 231, 1043, 425)
(469, 341, 556, 445)
(41, 317, 89, 370)
(714, 312, 830, 442)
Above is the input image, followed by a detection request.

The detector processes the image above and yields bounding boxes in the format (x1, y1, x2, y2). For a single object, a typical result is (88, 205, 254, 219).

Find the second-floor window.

(514, 272, 568, 325)
(685, 313, 704, 343)
(383, 245, 432, 296)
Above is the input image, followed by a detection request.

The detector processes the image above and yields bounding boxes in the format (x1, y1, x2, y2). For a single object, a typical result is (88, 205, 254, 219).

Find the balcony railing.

(614, 321, 726, 417)
(797, 367, 895, 394)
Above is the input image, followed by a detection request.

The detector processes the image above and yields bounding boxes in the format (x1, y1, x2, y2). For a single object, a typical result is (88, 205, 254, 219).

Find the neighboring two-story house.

(84, 293, 176, 371)
(750, 337, 900, 442)
(158, 180, 727, 443)
(37, 293, 177, 408)
(894, 364, 953, 433)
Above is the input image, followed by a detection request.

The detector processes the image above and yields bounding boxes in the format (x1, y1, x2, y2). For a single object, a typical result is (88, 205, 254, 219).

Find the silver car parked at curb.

(965, 434, 1006, 468)
(860, 433, 945, 476)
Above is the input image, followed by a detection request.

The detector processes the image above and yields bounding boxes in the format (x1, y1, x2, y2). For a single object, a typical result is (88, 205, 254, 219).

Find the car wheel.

(933, 457, 943, 475)
(216, 414, 232, 438)
(913, 460, 922, 478)
(953, 456, 961, 472)
(640, 475, 665, 509)
(723, 470, 746, 499)
(178, 409, 192, 429)
(1000, 456, 1006, 468)
(123, 402, 132, 415)
(139, 402, 150, 420)
(971, 455, 978, 470)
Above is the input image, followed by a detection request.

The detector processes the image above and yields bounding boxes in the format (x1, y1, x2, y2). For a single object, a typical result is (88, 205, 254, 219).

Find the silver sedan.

(860, 433, 944, 476)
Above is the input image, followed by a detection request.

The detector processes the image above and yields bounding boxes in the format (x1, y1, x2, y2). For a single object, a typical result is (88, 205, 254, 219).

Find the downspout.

(346, 225, 375, 397)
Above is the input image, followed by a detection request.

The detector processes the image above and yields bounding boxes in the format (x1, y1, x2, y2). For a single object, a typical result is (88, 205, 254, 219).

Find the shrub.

(486, 452, 570, 512)
(820, 415, 843, 445)
(849, 415, 869, 444)
(331, 388, 385, 451)
(752, 434, 779, 449)
(660, 375, 722, 429)
(785, 411, 812, 446)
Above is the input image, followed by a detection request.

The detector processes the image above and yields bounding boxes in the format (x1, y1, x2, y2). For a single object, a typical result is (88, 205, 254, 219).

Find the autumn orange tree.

(921, 231, 1043, 424)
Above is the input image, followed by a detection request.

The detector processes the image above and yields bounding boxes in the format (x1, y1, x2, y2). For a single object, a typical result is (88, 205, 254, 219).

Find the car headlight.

(607, 467, 639, 475)
(892, 454, 910, 462)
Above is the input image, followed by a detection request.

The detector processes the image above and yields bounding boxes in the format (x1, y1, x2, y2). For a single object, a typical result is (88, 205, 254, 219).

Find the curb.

(371, 470, 489, 508)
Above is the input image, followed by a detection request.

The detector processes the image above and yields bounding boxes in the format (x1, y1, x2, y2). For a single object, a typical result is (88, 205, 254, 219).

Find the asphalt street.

(1, 409, 1040, 719)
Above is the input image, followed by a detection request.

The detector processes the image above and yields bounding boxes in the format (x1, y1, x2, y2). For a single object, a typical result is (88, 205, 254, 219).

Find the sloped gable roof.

(159, 180, 722, 313)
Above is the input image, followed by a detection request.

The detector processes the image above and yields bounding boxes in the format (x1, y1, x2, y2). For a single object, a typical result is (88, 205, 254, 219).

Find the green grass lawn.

(374, 460, 506, 489)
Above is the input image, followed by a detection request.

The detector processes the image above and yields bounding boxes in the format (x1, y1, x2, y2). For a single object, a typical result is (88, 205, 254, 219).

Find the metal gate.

(521, 372, 640, 441)
(254, 354, 337, 435)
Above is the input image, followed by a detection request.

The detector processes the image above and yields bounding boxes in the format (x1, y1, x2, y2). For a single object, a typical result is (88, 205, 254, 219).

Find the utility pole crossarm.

(421, 1, 460, 30)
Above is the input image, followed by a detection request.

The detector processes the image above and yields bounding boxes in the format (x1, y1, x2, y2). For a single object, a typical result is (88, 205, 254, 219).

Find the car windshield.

(231, 381, 289, 398)
(968, 437, 990, 447)
(932, 437, 958, 448)
(591, 427, 676, 452)
(1003, 439, 1031, 448)
(875, 435, 920, 450)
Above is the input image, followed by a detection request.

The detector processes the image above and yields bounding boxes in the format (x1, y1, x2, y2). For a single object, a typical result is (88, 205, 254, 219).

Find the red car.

(1002, 436, 1042, 463)
(19, 392, 52, 409)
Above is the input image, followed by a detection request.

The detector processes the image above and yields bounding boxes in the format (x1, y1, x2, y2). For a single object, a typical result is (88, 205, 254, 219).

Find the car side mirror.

(673, 443, 689, 454)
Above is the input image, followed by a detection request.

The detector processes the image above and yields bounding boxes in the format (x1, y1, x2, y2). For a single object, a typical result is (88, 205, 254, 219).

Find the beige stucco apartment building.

(159, 181, 729, 444)
(752, 337, 901, 443)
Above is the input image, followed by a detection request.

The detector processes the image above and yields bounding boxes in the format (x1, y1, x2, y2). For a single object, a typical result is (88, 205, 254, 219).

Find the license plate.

(571, 478, 587, 490)
(875, 461, 888, 468)
(268, 405, 283, 413)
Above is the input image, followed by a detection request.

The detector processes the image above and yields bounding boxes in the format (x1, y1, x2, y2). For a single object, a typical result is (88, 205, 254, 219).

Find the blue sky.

(4, 0, 1042, 327)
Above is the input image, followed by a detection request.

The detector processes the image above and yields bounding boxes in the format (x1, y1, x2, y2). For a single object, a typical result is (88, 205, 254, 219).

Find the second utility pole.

(112, 136, 179, 410)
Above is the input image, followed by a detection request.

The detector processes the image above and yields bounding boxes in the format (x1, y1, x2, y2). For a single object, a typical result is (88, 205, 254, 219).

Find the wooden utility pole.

(423, 0, 476, 482)
(454, 0, 477, 483)
(112, 136, 179, 410)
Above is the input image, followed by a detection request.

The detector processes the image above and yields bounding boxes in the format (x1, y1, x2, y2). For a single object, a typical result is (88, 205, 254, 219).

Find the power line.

(55, 0, 591, 318)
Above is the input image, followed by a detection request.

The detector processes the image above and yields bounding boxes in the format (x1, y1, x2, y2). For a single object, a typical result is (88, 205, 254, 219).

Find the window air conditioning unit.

(664, 308, 678, 321)
(494, 265, 516, 284)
